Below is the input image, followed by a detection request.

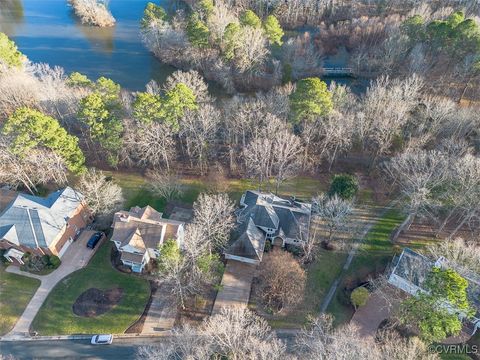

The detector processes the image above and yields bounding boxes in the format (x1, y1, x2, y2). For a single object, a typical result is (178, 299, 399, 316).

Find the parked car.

(90, 334, 113, 345)
(86, 232, 103, 249)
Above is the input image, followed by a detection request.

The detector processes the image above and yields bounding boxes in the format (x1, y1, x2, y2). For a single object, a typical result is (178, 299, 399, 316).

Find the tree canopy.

(141, 2, 168, 28)
(400, 267, 474, 343)
(2, 107, 85, 174)
(289, 77, 333, 122)
(0, 32, 25, 69)
(263, 15, 284, 46)
(187, 13, 210, 48)
(240, 10, 262, 28)
(328, 174, 358, 200)
(402, 11, 480, 58)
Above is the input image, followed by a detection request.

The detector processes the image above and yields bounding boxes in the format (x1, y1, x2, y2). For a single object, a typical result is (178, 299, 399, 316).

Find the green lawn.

(31, 241, 150, 335)
(0, 265, 40, 335)
(253, 248, 348, 329)
(107, 171, 327, 213)
(327, 208, 406, 325)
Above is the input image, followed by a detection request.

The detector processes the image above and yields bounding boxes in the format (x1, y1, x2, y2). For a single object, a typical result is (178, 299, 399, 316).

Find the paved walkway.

(4, 230, 98, 339)
(141, 283, 177, 334)
(350, 292, 395, 338)
(212, 260, 256, 315)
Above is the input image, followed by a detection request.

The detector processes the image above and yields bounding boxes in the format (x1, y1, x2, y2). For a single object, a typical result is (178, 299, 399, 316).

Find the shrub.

(350, 286, 369, 309)
(328, 174, 358, 200)
(42, 254, 61, 269)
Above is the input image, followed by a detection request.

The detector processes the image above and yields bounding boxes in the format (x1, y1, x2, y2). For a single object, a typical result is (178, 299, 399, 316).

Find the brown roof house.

(225, 190, 312, 265)
(0, 187, 92, 263)
(111, 205, 185, 273)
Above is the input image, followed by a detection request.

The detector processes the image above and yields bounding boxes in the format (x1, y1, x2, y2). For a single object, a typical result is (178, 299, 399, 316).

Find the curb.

(0, 332, 172, 342)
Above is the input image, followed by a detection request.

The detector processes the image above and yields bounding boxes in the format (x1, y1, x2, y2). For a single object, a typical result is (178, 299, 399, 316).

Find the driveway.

(212, 260, 256, 315)
(4, 230, 100, 339)
(141, 283, 177, 334)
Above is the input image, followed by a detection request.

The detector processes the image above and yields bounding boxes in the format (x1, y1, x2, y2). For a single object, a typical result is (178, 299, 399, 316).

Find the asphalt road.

(0, 331, 298, 359)
(0, 338, 162, 360)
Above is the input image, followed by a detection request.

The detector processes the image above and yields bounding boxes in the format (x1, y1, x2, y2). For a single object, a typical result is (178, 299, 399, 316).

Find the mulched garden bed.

(72, 287, 123, 317)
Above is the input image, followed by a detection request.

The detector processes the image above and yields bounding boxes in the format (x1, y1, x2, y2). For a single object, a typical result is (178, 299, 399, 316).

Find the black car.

(87, 232, 103, 249)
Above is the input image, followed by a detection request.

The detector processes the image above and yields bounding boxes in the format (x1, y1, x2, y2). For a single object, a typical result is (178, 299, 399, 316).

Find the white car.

(90, 334, 113, 345)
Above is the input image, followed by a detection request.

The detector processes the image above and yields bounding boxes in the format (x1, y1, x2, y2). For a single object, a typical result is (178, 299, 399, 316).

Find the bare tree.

(180, 104, 220, 174)
(311, 194, 353, 247)
(0, 137, 68, 194)
(427, 238, 480, 274)
(256, 249, 306, 313)
(147, 170, 184, 201)
(272, 122, 302, 194)
(243, 135, 274, 190)
(68, 0, 115, 27)
(235, 26, 269, 72)
(163, 69, 212, 103)
(192, 193, 235, 251)
(122, 121, 176, 170)
(203, 307, 286, 360)
(137, 308, 286, 360)
(296, 314, 439, 359)
(76, 168, 124, 216)
(383, 150, 449, 242)
(359, 75, 423, 165)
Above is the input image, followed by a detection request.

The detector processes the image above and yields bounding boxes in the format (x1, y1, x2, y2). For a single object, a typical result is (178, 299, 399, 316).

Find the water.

(0, 0, 175, 90)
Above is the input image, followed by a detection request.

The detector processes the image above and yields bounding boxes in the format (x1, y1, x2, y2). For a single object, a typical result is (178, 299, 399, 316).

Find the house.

(388, 248, 480, 335)
(225, 190, 312, 264)
(111, 205, 185, 273)
(0, 187, 92, 261)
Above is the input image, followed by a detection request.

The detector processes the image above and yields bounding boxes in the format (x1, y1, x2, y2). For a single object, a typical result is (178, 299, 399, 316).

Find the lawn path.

(319, 201, 398, 313)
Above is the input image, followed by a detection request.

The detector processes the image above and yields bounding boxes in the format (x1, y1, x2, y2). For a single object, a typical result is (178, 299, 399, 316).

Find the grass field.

(0, 265, 40, 335)
(31, 242, 150, 335)
(107, 171, 327, 213)
(263, 248, 348, 329)
(327, 207, 406, 325)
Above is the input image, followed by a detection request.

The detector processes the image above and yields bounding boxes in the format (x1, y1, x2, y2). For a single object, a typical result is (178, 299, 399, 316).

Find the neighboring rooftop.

(389, 248, 480, 317)
(112, 205, 184, 254)
(0, 187, 84, 249)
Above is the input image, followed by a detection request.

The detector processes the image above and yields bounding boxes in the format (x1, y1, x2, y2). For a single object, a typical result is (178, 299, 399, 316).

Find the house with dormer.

(225, 190, 312, 264)
(111, 205, 185, 273)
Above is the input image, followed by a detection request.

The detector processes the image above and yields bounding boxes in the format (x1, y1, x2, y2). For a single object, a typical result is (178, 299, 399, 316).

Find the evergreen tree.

(3, 107, 85, 173)
(263, 15, 284, 46)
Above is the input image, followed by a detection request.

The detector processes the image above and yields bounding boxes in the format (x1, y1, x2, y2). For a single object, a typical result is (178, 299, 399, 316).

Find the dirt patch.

(73, 288, 123, 317)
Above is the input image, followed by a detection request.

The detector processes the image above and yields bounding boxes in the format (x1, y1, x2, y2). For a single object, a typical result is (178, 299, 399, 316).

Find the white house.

(111, 205, 184, 273)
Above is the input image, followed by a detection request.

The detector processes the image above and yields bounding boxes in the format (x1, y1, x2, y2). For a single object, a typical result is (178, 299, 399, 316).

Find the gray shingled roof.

(239, 190, 312, 242)
(226, 219, 266, 261)
(0, 187, 83, 249)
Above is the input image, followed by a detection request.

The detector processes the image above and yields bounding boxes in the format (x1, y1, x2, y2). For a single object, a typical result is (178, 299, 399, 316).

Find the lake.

(0, 0, 364, 93)
(0, 0, 175, 90)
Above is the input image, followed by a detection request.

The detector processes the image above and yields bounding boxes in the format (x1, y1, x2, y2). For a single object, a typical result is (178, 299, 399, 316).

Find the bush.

(41, 254, 61, 269)
(350, 286, 369, 309)
(328, 174, 358, 200)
